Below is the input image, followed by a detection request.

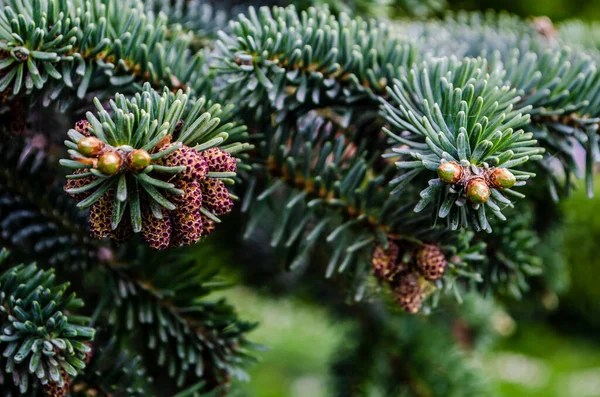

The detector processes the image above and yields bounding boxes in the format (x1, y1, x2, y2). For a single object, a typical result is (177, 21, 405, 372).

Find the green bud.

(128, 149, 152, 171)
(437, 161, 462, 184)
(466, 177, 490, 204)
(488, 168, 516, 190)
(98, 151, 122, 175)
(77, 137, 104, 157)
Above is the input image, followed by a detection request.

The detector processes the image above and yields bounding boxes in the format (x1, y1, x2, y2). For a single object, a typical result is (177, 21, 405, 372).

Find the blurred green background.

(217, 1, 600, 396)
(447, 0, 600, 21)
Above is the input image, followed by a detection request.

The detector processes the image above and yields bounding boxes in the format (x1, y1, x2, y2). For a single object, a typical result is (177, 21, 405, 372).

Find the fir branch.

(240, 112, 491, 311)
(70, 336, 154, 397)
(214, 5, 418, 116)
(393, 12, 600, 197)
(0, 248, 95, 393)
(60, 83, 248, 248)
(476, 205, 543, 299)
(381, 55, 543, 230)
(102, 248, 259, 392)
(0, 0, 211, 108)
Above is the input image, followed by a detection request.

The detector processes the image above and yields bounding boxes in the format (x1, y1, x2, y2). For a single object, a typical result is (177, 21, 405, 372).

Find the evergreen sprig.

(381, 56, 544, 230)
(60, 83, 248, 247)
(215, 5, 418, 117)
(394, 11, 600, 198)
(0, 248, 95, 393)
(70, 336, 153, 396)
(477, 206, 543, 299)
(105, 248, 259, 391)
(216, 5, 586, 312)
(0, 0, 211, 108)
(240, 111, 495, 310)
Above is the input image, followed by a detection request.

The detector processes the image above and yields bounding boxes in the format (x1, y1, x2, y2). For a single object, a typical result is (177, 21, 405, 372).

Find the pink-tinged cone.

(201, 147, 237, 173)
(201, 178, 234, 216)
(159, 144, 208, 182)
(142, 208, 173, 250)
(75, 120, 92, 137)
(371, 241, 400, 281)
(170, 181, 204, 247)
(201, 217, 215, 237)
(171, 211, 203, 247)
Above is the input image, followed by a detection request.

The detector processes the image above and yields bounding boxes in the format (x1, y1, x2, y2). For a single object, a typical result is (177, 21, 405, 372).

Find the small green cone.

(437, 161, 463, 184)
(77, 137, 104, 157)
(128, 149, 152, 172)
(488, 168, 516, 190)
(466, 177, 491, 204)
(98, 152, 123, 175)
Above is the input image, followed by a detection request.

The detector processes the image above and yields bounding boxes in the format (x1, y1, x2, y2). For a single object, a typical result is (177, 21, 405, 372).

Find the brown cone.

(141, 207, 173, 250)
(171, 181, 203, 213)
(75, 120, 92, 137)
(371, 241, 400, 281)
(171, 211, 203, 247)
(42, 368, 70, 397)
(159, 144, 208, 182)
(201, 217, 215, 237)
(201, 178, 234, 215)
(415, 244, 447, 281)
(201, 147, 237, 173)
(393, 272, 425, 314)
(171, 181, 204, 247)
(64, 169, 97, 201)
(89, 190, 114, 239)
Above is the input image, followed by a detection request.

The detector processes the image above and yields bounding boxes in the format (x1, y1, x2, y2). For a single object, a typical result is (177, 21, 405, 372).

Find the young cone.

(488, 168, 516, 190)
(437, 161, 463, 184)
(128, 149, 152, 172)
(202, 217, 215, 237)
(466, 177, 491, 204)
(75, 120, 92, 136)
(98, 151, 123, 175)
(77, 137, 104, 157)
(171, 211, 204, 247)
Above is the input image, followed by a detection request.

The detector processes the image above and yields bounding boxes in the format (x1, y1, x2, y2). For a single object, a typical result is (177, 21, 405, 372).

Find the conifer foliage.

(0, 0, 597, 395)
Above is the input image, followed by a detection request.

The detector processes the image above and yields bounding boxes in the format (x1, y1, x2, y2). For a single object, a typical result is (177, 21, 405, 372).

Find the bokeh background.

(214, 1, 600, 396)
